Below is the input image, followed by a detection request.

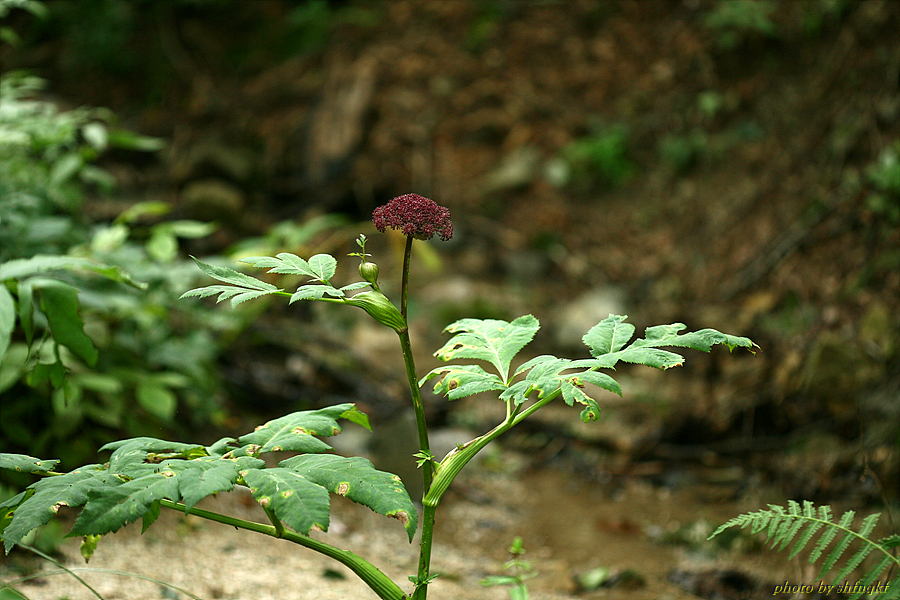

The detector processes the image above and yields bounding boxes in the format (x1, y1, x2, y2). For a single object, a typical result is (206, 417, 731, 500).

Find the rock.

(551, 286, 628, 349)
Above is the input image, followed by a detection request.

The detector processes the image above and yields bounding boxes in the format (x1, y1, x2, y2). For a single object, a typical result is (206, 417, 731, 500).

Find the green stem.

(400, 235, 413, 319)
(157, 499, 406, 600)
(424, 391, 560, 508)
(396, 234, 437, 600)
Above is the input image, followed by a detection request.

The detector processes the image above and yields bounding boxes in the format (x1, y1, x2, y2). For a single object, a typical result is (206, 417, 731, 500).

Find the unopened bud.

(358, 261, 380, 288)
(344, 290, 407, 333)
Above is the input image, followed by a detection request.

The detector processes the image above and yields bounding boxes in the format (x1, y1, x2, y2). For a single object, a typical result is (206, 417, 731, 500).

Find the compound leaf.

(583, 314, 756, 370)
(434, 315, 539, 383)
(280, 454, 417, 541)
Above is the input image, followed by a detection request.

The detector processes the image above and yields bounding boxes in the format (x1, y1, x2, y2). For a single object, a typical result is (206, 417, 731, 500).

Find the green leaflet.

(0, 454, 59, 474)
(179, 257, 281, 308)
(2, 465, 109, 554)
(39, 282, 98, 366)
(280, 454, 417, 541)
(240, 253, 338, 281)
(420, 364, 506, 401)
(433, 315, 540, 383)
(221, 404, 368, 458)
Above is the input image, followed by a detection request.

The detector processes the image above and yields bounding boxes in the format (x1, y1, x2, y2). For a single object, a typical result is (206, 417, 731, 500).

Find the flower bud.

(358, 261, 380, 287)
(344, 290, 407, 333)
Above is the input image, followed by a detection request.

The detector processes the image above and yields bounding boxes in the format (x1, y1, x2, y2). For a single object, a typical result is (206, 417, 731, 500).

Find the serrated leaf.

(583, 315, 755, 370)
(0, 454, 60, 474)
(180, 257, 281, 308)
(100, 438, 208, 472)
(582, 315, 635, 356)
(2, 465, 108, 553)
(290, 284, 344, 303)
(307, 254, 337, 281)
(39, 283, 98, 366)
(420, 364, 505, 400)
(226, 404, 364, 458)
(240, 253, 337, 282)
(68, 467, 181, 537)
(175, 456, 265, 511)
(434, 315, 539, 382)
(242, 467, 331, 534)
(280, 454, 417, 541)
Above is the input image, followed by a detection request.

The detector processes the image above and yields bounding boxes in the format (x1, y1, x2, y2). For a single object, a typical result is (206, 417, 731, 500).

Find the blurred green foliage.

(704, 0, 778, 49)
(554, 123, 636, 194)
(865, 140, 900, 224)
(0, 72, 244, 473)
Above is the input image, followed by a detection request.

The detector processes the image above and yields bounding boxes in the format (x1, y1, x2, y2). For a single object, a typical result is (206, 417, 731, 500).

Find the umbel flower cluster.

(372, 193, 453, 241)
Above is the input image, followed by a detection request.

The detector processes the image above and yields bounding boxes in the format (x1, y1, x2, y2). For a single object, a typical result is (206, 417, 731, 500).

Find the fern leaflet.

(709, 501, 899, 599)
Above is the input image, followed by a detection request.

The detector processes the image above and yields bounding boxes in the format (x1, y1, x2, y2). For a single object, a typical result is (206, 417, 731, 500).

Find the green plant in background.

(556, 123, 636, 194)
(709, 501, 900, 599)
(480, 536, 535, 600)
(0, 194, 760, 599)
(0, 69, 242, 472)
(704, 0, 778, 49)
(865, 140, 900, 224)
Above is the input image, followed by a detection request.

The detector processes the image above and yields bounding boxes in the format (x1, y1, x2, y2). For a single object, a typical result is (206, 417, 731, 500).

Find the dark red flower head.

(372, 194, 453, 241)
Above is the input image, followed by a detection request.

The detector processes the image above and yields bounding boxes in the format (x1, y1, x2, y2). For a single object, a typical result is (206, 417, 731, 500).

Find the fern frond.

(709, 502, 899, 598)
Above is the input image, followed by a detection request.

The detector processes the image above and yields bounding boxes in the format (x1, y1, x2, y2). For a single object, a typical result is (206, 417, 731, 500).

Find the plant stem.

(157, 499, 406, 600)
(396, 233, 438, 600)
(424, 391, 560, 508)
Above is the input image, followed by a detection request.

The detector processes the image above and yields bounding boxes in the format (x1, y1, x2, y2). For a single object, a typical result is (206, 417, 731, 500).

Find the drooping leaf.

(0, 255, 146, 290)
(0, 284, 14, 365)
(434, 315, 540, 382)
(2, 465, 109, 553)
(0, 454, 59, 474)
(179, 257, 281, 308)
(419, 364, 506, 400)
(224, 404, 364, 458)
(280, 454, 417, 541)
(38, 282, 98, 366)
